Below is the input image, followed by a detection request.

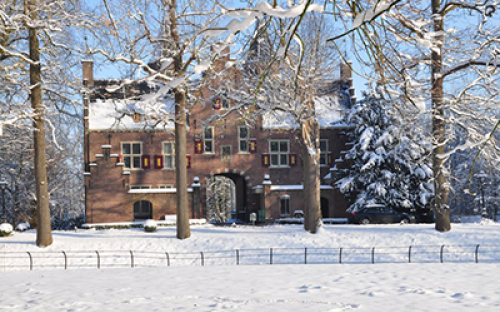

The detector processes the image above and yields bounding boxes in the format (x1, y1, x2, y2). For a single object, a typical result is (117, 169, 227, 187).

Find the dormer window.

(212, 95, 229, 110)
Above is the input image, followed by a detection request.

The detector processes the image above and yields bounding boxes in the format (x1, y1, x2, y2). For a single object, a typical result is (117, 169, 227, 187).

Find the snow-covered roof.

(270, 185, 334, 191)
(89, 96, 175, 131)
(262, 80, 351, 130)
(127, 188, 193, 194)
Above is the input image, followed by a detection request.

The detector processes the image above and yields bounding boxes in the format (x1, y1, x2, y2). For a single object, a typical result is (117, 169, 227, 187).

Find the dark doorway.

(134, 200, 152, 220)
(321, 197, 329, 218)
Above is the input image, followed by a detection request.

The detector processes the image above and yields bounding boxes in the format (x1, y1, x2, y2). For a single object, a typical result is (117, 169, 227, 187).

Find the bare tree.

(330, 0, 500, 231)
(88, 0, 230, 239)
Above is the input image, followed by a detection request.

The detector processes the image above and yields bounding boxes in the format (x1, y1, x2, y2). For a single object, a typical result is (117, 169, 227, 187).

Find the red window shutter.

(142, 155, 151, 169)
(249, 139, 257, 153)
(154, 155, 163, 169)
(133, 113, 141, 123)
(213, 97, 222, 110)
(186, 155, 191, 169)
(289, 154, 297, 166)
(194, 139, 203, 154)
(261, 154, 270, 167)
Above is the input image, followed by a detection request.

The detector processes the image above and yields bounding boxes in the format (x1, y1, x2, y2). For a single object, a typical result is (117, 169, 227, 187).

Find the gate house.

(82, 57, 354, 224)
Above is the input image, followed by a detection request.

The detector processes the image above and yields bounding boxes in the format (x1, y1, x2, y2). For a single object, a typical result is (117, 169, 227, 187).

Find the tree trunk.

(174, 88, 190, 239)
(167, 0, 190, 239)
(431, 0, 451, 232)
(301, 116, 322, 233)
(28, 0, 53, 247)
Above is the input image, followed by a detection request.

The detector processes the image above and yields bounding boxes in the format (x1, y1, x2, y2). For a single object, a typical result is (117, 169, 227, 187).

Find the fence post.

(95, 250, 100, 269)
(27, 252, 33, 271)
(371, 247, 375, 264)
(339, 247, 343, 264)
(475, 244, 480, 263)
(62, 251, 67, 270)
(236, 249, 239, 265)
(270, 248, 273, 265)
(130, 251, 134, 268)
(200, 252, 204, 266)
(165, 252, 170, 267)
(304, 248, 307, 264)
(408, 246, 412, 263)
(440, 245, 445, 263)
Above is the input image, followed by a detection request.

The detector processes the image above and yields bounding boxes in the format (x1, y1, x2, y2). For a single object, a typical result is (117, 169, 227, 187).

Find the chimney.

(82, 60, 94, 87)
(340, 60, 356, 107)
(340, 60, 352, 81)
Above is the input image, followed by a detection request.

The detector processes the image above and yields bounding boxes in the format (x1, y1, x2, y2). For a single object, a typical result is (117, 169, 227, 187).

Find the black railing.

(1, 244, 500, 271)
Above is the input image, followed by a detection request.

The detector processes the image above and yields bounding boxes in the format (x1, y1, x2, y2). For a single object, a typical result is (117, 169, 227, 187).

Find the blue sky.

(86, 0, 367, 98)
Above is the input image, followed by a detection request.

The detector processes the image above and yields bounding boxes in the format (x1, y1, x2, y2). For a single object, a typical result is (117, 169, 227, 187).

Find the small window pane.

(280, 141, 288, 152)
(240, 141, 248, 152)
(122, 144, 131, 155)
(164, 143, 173, 154)
(320, 154, 327, 165)
(205, 142, 213, 153)
(124, 157, 131, 168)
(280, 154, 288, 166)
(205, 128, 213, 139)
(133, 157, 141, 168)
(271, 154, 279, 166)
(320, 140, 327, 151)
(270, 141, 279, 152)
(239, 127, 248, 139)
(133, 143, 141, 154)
(165, 156, 173, 169)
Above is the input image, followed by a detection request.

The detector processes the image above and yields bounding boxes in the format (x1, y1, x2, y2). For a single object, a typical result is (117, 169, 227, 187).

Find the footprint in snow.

(451, 292, 473, 300)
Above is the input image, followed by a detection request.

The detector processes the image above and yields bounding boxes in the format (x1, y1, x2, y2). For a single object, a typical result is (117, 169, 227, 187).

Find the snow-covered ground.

(1, 263, 500, 311)
(1, 222, 500, 311)
(2, 221, 500, 253)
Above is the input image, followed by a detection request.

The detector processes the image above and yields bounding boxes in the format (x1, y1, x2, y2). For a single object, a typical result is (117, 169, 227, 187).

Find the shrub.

(15, 222, 30, 232)
(144, 219, 157, 232)
(0, 223, 14, 237)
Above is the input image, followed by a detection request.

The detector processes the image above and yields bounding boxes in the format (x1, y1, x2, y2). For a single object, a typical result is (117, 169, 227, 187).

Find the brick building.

(82, 57, 354, 224)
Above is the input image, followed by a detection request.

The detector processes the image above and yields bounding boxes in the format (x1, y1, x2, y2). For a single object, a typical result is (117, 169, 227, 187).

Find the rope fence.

(2, 244, 500, 271)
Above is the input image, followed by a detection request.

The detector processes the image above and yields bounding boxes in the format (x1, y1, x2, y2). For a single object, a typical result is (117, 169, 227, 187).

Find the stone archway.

(206, 176, 237, 222)
(204, 169, 251, 222)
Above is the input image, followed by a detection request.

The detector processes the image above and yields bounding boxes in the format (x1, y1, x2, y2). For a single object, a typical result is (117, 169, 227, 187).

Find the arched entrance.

(321, 197, 329, 218)
(134, 200, 152, 220)
(206, 173, 247, 223)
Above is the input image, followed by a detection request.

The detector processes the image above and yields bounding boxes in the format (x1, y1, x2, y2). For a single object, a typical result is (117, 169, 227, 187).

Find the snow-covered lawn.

(1, 222, 500, 311)
(2, 221, 500, 252)
(1, 263, 499, 311)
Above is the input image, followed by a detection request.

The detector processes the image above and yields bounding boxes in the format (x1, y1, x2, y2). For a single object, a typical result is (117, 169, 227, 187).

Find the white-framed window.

(163, 141, 175, 169)
(122, 142, 142, 169)
(279, 195, 290, 215)
(158, 185, 173, 189)
(221, 145, 232, 162)
(238, 125, 249, 153)
(269, 140, 289, 167)
(130, 185, 151, 190)
(204, 127, 214, 154)
(320, 139, 330, 167)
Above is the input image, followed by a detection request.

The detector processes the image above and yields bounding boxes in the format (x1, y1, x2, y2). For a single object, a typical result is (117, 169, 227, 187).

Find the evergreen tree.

(336, 88, 433, 217)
